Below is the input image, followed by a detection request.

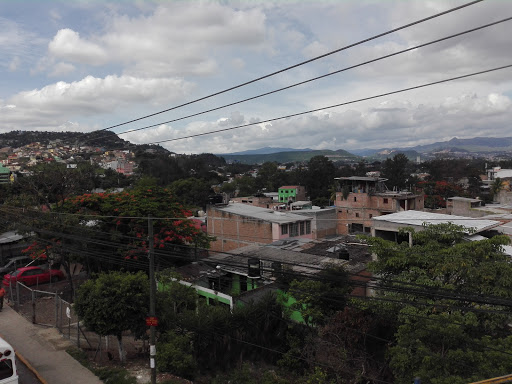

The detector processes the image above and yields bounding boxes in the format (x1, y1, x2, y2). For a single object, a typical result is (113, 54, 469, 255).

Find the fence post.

(55, 293, 58, 328)
(15, 281, 19, 312)
(31, 289, 36, 324)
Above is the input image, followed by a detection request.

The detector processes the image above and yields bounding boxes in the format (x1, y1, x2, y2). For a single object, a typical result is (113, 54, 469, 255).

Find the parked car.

(2, 266, 64, 287)
(0, 256, 46, 275)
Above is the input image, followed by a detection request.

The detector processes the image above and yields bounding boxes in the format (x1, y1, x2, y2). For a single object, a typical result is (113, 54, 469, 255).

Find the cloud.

(302, 41, 329, 59)
(44, 3, 267, 78)
(49, 29, 108, 65)
(119, 91, 512, 154)
(8, 56, 20, 71)
(0, 74, 194, 132)
(48, 62, 76, 77)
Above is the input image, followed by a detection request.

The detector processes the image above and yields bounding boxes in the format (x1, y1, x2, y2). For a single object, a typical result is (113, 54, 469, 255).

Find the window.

(383, 198, 388, 204)
(281, 224, 288, 235)
(306, 221, 311, 234)
(0, 360, 14, 380)
(290, 223, 299, 237)
(354, 196, 357, 202)
(369, 214, 373, 219)
(355, 213, 359, 218)
(300, 222, 305, 235)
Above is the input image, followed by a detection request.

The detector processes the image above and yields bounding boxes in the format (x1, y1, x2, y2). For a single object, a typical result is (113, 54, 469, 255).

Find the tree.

(364, 223, 512, 383)
(284, 266, 351, 327)
(303, 156, 336, 203)
(169, 177, 212, 209)
(8, 162, 100, 210)
(381, 153, 410, 191)
(57, 185, 212, 269)
(74, 271, 149, 363)
(490, 177, 505, 202)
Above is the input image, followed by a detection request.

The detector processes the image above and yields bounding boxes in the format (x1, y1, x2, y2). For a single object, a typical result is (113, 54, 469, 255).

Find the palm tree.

(490, 177, 505, 202)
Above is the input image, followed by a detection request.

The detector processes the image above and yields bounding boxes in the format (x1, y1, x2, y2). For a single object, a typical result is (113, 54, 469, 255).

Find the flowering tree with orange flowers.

(55, 185, 212, 270)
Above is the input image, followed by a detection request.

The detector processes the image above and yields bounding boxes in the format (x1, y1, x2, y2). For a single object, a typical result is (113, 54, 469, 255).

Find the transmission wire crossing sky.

(1, 1, 511, 154)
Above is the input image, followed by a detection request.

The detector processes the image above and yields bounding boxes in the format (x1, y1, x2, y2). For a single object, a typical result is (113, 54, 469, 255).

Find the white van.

(0, 337, 18, 384)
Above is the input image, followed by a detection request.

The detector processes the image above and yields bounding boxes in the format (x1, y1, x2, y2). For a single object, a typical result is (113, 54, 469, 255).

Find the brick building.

(335, 176, 424, 235)
(207, 202, 313, 252)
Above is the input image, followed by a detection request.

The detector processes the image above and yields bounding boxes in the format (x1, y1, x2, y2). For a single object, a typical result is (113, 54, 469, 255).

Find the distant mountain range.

(351, 137, 512, 157)
(217, 137, 512, 163)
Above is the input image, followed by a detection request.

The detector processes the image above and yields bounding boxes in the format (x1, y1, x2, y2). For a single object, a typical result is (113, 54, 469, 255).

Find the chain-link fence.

(7, 279, 145, 361)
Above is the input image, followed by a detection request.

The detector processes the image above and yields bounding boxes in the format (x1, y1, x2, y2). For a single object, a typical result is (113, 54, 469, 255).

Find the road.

(17, 357, 42, 384)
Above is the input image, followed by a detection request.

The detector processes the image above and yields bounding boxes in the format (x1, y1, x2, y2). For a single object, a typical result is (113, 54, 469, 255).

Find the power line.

(96, 0, 484, 133)
(103, 16, 512, 140)
(145, 64, 512, 146)
(4, 204, 512, 303)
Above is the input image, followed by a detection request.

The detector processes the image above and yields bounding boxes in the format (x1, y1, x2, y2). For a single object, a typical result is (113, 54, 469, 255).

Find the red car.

(2, 266, 64, 287)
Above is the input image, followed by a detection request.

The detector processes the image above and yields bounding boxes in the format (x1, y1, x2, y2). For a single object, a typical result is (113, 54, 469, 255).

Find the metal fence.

(7, 280, 145, 361)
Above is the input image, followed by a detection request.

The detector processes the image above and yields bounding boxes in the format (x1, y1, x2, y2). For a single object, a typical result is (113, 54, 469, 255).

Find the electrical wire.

(100, 16, 512, 141)
(144, 64, 512, 146)
(4, 204, 512, 307)
(95, 0, 484, 133)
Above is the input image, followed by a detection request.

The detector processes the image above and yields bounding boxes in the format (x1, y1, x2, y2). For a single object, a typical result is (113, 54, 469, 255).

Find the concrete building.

(231, 195, 276, 209)
(207, 202, 313, 252)
(446, 197, 487, 217)
(371, 210, 501, 244)
(174, 238, 371, 314)
(0, 164, 10, 184)
(278, 185, 307, 203)
(334, 176, 424, 235)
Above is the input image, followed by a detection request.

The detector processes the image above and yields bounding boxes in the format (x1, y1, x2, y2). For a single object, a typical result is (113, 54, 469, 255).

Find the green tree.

(285, 266, 350, 327)
(74, 271, 149, 363)
(169, 177, 212, 209)
(490, 177, 505, 201)
(381, 153, 410, 191)
(256, 162, 282, 191)
(304, 156, 336, 203)
(364, 223, 512, 383)
(156, 331, 197, 379)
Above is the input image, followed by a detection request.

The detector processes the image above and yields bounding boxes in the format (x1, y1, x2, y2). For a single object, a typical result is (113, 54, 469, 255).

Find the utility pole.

(148, 216, 156, 384)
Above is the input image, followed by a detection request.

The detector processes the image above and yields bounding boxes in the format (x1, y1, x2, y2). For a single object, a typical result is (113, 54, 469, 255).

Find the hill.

(0, 130, 169, 154)
(351, 136, 512, 158)
(220, 149, 359, 164)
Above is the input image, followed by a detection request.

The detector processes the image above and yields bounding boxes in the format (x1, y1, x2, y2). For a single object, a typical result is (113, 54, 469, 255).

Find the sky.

(1, 0, 512, 154)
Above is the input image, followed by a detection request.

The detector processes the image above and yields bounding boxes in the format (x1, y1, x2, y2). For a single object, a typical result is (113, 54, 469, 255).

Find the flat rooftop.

(211, 202, 312, 224)
(373, 210, 501, 233)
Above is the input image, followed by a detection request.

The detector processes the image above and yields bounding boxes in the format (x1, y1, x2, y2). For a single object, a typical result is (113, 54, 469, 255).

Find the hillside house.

(335, 176, 424, 234)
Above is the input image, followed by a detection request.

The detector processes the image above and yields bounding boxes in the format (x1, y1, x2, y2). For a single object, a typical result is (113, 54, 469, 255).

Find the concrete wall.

(294, 209, 337, 239)
(335, 192, 423, 235)
(207, 207, 274, 252)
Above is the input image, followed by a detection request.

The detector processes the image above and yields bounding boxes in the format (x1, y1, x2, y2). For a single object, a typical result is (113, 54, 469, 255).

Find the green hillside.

(220, 149, 359, 164)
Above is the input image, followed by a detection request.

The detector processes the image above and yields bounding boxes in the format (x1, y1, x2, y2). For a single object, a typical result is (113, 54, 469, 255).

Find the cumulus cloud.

(49, 29, 108, 65)
(0, 74, 194, 132)
(118, 91, 512, 154)
(44, 3, 267, 78)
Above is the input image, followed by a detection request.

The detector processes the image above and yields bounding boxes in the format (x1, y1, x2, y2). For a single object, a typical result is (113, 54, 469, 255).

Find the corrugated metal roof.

(496, 169, 512, 179)
(0, 231, 25, 244)
(373, 210, 500, 233)
(212, 203, 312, 224)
